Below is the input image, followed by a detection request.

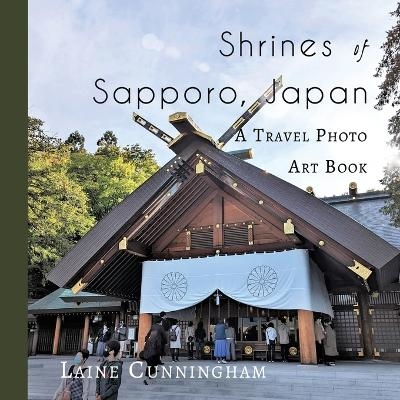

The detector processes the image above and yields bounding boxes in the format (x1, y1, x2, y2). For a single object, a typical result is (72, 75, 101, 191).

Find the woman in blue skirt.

(213, 319, 227, 363)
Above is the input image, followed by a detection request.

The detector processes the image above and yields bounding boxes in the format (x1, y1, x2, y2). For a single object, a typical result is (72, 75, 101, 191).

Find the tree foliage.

(375, 3, 400, 227)
(96, 130, 119, 156)
(28, 116, 61, 151)
(375, 3, 400, 147)
(68, 151, 157, 221)
(380, 166, 400, 226)
(64, 131, 85, 152)
(28, 116, 159, 297)
(28, 118, 94, 298)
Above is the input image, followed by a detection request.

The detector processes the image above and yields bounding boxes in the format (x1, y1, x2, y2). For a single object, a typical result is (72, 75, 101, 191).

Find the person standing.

(143, 317, 164, 385)
(194, 321, 206, 359)
(159, 311, 170, 364)
(116, 321, 127, 359)
(96, 324, 111, 362)
(169, 319, 181, 362)
(213, 319, 227, 364)
(323, 321, 338, 366)
(52, 349, 90, 400)
(225, 320, 236, 361)
(265, 322, 277, 362)
(185, 321, 195, 360)
(95, 340, 123, 400)
(314, 317, 326, 364)
(278, 317, 290, 362)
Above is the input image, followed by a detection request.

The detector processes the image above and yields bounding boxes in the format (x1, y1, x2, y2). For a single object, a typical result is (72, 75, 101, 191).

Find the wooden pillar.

(31, 322, 39, 356)
(52, 315, 62, 355)
(213, 195, 223, 247)
(114, 313, 120, 329)
(82, 315, 90, 350)
(137, 313, 152, 353)
(298, 310, 317, 365)
(358, 291, 373, 358)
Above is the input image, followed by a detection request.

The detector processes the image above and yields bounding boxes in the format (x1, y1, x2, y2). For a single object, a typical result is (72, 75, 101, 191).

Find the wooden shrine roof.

(47, 134, 400, 298)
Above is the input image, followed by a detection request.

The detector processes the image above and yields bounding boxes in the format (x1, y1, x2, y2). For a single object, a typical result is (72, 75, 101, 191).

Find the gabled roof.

(28, 288, 121, 315)
(323, 191, 400, 249)
(48, 134, 400, 295)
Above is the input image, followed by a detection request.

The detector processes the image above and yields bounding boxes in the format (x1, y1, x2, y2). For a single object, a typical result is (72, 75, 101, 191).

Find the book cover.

(28, 2, 400, 399)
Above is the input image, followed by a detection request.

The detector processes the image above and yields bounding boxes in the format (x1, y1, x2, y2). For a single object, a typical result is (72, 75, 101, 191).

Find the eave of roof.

(28, 288, 122, 314)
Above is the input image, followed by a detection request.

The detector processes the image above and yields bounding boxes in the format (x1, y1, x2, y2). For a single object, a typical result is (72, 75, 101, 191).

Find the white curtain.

(140, 249, 333, 317)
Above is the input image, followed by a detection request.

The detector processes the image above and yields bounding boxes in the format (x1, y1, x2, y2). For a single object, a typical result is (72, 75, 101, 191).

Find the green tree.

(380, 166, 400, 226)
(65, 130, 85, 152)
(122, 144, 158, 180)
(28, 117, 159, 296)
(375, 3, 400, 226)
(28, 117, 94, 298)
(375, 3, 400, 147)
(28, 115, 61, 151)
(96, 130, 119, 156)
(69, 149, 158, 221)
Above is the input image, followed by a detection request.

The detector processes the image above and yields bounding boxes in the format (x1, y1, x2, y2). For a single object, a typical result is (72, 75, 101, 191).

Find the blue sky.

(29, 0, 399, 196)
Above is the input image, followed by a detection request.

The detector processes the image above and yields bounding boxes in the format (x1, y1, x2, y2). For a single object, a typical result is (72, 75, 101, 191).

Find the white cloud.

(165, 46, 181, 59)
(195, 61, 210, 73)
(142, 33, 164, 51)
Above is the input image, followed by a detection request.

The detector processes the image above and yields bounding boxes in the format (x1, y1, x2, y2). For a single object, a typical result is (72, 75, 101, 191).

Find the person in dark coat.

(195, 321, 206, 359)
(159, 311, 170, 364)
(96, 324, 111, 362)
(143, 317, 164, 385)
(95, 340, 123, 400)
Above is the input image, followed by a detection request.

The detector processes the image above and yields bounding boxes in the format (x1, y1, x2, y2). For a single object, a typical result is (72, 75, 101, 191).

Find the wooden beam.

(357, 291, 373, 358)
(31, 322, 39, 356)
(82, 315, 90, 350)
(137, 313, 152, 353)
(153, 242, 304, 259)
(298, 310, 317, 365)
(118, 237, 149, 257)
(213, 194, 223, 247)
(52, 315, 62, 355)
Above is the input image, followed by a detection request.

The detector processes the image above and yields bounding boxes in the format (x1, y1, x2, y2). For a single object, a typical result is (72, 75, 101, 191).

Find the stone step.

(115, 379, 400, 398)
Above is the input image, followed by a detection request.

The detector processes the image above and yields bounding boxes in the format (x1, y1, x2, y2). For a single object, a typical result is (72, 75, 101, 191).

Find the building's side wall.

(331, 291, 400, 360)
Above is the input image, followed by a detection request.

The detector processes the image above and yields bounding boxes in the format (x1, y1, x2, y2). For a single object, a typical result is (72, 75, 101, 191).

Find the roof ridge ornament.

(218, 75, 283, 148)
(131, 75, 283, 158)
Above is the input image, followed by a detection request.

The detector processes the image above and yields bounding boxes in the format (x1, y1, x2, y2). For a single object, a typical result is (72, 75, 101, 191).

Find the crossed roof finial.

(132, 75, 283, 158)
